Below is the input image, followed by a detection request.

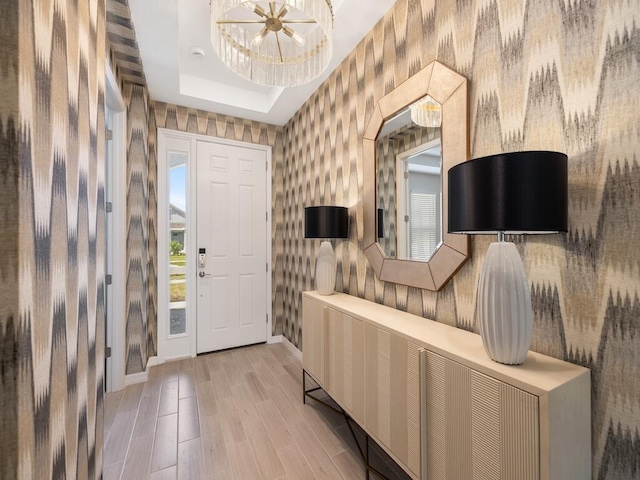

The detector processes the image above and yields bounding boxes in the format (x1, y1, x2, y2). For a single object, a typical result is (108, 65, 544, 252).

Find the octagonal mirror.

(363, 60, 470, 291)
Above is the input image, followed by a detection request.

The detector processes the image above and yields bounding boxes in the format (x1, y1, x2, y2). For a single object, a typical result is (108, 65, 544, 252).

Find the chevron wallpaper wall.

(1, 0, 107, 478)
(282, 0, 640, 478)
(106, 0, 145, 88)
(0, 2, 20, 478)
(124, 84, 154, 375)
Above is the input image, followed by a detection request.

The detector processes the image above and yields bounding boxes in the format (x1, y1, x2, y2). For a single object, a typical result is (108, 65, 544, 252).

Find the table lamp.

(305, 206, 349, 295)
(448, 151, 568, 364)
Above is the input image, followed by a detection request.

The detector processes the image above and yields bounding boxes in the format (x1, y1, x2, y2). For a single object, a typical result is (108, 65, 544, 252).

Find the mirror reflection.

(376, 95, 442, 261)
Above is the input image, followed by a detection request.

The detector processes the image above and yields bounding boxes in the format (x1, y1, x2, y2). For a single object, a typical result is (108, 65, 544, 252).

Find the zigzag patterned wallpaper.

(106, 0, 145, 87)
(124, 84, 154, 375)
(282, 0, 640, 477)
(1, 0, 107, 478)
(0, 2, 20, 478)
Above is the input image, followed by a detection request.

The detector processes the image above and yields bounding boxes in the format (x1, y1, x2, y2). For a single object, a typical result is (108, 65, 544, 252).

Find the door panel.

(365, 324, 423, 479)
(238, 184, 255, 256)
(425, 351, 539, 480)
(211, 276, 229, 331)
(301, 296, 327, 385)
(238, 274, 255, 326)
(211, 182, 229, 257)
(196, 141, 267, 353)
(326, 307, 365, 424)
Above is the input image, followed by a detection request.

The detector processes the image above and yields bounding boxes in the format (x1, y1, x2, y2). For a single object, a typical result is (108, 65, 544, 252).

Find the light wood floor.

(103, 342, 411, 480)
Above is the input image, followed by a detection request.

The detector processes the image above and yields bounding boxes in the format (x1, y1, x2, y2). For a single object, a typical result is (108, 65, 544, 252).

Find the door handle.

(199, 271, 212, 278)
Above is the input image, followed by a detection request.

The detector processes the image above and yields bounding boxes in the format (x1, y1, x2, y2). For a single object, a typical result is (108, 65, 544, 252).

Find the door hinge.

(106, 274, 112, 285)
(105, 346, 112, 358)
(106, 129, 113, 141)
(404, 215, 409, 223)
(266, 314, 268, 324)
(404, 171, 409, 179)
(266, 263, 269, 272)
(266, 211, 268, 221)
(106, 201, 113, 213)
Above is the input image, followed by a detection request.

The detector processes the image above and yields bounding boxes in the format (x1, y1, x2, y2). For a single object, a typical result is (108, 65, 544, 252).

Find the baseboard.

(124, 355, 160, 387)
(147, 356, 160, 367)
(282, 336, 302, 361)
(268, 335, 283, 344)
(163, 354, 192, 363)
(124, 370, 147, 386)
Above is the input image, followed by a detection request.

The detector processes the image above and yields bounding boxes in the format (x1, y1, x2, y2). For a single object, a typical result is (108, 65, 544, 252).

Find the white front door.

(196, 140, 268, 353)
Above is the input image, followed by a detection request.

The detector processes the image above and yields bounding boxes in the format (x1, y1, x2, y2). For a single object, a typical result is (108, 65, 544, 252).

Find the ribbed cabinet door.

(302, 297, 327, 385)
(365, 324, 422, 479)
(326, 308, 365, 423)
(425, 351, 539, 480)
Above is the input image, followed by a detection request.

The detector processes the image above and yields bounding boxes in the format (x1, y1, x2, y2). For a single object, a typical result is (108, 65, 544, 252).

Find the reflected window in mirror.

(402, 140, 442, 261)
(376, 94, 442, 262)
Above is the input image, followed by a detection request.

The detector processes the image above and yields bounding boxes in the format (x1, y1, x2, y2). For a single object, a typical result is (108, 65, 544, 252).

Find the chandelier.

(410, 95, 441, 128)
(211, 1, 334, 87)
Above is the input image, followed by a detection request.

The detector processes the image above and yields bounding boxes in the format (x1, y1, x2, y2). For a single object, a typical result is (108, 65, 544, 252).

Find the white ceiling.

(128, 0, 398, 126)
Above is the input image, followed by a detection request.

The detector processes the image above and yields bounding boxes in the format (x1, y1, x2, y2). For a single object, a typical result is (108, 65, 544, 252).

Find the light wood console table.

(301, 291, 590, 480)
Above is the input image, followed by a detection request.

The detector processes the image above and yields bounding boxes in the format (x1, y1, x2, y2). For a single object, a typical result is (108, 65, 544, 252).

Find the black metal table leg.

(365, 433, 370, 480)
(301, 370, 391, 480)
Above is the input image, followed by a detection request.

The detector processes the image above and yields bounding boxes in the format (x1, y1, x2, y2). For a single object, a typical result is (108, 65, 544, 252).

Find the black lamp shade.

(305, 206, 349, 239)
(448, 151, 568, 234)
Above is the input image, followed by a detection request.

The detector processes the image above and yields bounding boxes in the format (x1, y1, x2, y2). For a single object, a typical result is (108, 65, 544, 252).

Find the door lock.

(198, 248, 206, 268)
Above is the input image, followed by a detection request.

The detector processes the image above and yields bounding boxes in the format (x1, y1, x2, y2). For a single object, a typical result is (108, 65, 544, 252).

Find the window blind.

(410, 192, 437, 261)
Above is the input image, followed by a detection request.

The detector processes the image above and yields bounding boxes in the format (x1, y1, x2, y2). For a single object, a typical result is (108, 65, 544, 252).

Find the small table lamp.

(448, 151, 568, 364)
(305, 206, 349, 295)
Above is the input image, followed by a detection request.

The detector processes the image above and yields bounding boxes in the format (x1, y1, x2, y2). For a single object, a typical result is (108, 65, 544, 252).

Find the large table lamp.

(448, 151, 568, 364)
(305, 206, 349, 295)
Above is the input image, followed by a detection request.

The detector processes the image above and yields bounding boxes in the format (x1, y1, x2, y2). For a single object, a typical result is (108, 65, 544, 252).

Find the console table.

(301, 291, 590, 480)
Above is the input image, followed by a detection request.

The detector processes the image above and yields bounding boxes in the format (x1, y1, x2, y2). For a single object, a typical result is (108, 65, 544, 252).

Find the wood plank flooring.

(103, 342, 410, 480)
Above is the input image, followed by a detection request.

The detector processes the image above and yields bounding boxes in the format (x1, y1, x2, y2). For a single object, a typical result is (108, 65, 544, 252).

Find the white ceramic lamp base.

(315, 241, 337, 295)
(477, 242, 533, 365)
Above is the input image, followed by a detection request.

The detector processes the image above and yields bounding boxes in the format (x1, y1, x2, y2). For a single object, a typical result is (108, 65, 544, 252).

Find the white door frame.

(105, 59, 127, 392)
(157, 128, 273, 362)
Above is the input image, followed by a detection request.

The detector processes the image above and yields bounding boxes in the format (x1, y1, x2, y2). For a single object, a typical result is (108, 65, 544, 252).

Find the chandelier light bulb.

(283, 26, 306, 46)
(252, 26, 269, 46)
(243, 1, 265, 16)
(278, 5, 289, 17)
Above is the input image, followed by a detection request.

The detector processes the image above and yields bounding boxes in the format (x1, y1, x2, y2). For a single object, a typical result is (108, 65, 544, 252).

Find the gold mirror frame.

(363, 61, 470, 291)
